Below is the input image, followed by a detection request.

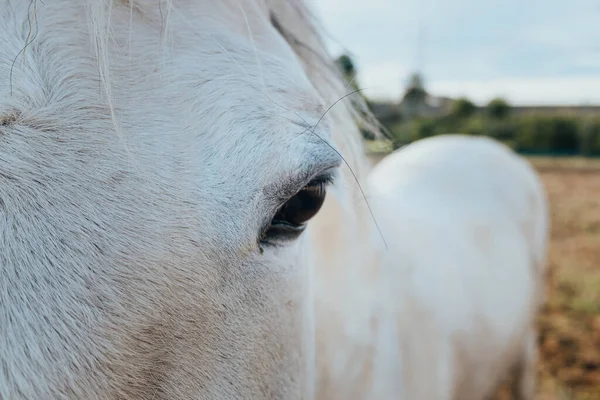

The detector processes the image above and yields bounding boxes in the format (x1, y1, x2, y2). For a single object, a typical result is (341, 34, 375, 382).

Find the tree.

(336, 54, 356, 77)
(400, 72, 428, 119)
(335, 54, 359, 91)
(580, 118, 600, 156)
(516, 116, 579, 153)
(403, 73, 427, 104)
(450, 97, 477, 119)
(487, 97, 511, 119)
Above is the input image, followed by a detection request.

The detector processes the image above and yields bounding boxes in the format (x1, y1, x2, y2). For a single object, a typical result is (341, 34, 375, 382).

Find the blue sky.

(311, 0, 600, 105)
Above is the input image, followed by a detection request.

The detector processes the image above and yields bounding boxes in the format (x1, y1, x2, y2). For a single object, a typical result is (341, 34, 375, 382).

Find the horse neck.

(309, 144, 390, 398)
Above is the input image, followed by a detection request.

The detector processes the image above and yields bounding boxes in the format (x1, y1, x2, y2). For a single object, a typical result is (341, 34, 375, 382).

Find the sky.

(310, 0, 600, 106)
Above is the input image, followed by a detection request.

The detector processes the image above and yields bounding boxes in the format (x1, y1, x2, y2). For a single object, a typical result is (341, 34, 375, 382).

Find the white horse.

(367, 134, 550, 400)
(1, 0, 379, 398)
(0, 0, 548, 399)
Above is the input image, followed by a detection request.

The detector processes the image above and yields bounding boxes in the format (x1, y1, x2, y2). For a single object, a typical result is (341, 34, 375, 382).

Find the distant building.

(368, 72, 600, 125)
(367, 73, 452, 123)
(399, 73, 452, 119)
(367, 101, 402, 124)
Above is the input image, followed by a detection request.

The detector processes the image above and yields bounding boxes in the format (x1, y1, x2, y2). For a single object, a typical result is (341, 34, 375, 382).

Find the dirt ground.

(529, 157, 600, 400)
(367, 154, 600, 399)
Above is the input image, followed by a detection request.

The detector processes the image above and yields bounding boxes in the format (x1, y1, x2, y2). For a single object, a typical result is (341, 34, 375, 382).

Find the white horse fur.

(367, 134, 549, 400)
(0, 0, 549, 399)
(0, 0, 377, 398)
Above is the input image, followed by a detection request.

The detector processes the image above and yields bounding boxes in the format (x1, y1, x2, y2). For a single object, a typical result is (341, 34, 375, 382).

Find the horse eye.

(261, 177, 330, 244)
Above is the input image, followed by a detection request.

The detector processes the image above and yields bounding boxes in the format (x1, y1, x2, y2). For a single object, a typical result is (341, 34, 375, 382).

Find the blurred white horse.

(0, 0, 548, 399)
(367, 134, 549, 400)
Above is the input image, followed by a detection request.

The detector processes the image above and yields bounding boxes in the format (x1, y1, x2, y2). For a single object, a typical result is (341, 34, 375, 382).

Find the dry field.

(367, 153, 600, 399)
(530, 157, 600, 400)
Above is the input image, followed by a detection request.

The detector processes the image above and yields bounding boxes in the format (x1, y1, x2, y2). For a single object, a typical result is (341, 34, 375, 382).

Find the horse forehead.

(1, 3, 337, 184)
(116, 0, 291, 55)
(125, 0, 270, 19)
(1, 0, 326, 120)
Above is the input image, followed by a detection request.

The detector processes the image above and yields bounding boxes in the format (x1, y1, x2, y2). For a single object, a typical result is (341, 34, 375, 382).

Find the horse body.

(367, 135, 549, 400)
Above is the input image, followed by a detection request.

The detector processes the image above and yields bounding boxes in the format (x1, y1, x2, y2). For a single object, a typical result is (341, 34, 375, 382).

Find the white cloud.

(355, 61, 412, 99)
(428, 76, 600, 106)
(360, 68, 600, 105)
(310, 0, 600, 105)
(573, 54, 600, 69)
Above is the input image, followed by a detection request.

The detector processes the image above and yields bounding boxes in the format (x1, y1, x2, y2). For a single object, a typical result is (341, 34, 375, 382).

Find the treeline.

(378, 98, 600, 157)
(332, 54, 600, 156)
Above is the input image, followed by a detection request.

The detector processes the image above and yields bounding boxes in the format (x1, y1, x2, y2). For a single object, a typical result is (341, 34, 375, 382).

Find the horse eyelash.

(304, 89, 389, 251)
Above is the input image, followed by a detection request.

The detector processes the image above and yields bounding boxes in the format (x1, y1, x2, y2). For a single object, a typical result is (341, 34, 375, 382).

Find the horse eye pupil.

(274, 183, 327, 226)
(262, 180, 329, 245)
